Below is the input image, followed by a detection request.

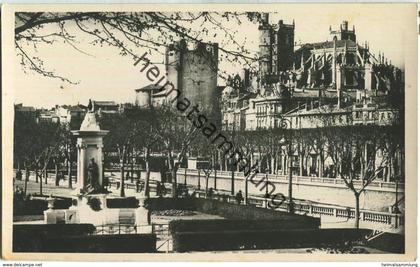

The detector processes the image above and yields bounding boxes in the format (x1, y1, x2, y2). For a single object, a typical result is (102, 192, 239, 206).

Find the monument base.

(43, 192, 152, 229)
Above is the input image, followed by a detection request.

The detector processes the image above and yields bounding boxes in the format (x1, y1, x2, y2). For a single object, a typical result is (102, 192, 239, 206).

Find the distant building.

(135, 40, 220, 121)
(38, 109, 59, 124)
(135, 84, 162, 108)
(14, 104, 39, 120)
(283, 98, 400, 129)
(294, 20, 403, 92)
(221, 13, 404, 133)
(166, 40, 219, 117)
(89, 100, 119, 115)
(54, 105, 86, 126)
(258, 14, 295, 80)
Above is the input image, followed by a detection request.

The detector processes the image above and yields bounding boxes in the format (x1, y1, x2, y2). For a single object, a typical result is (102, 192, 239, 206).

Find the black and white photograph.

(1, 3, 417, 261)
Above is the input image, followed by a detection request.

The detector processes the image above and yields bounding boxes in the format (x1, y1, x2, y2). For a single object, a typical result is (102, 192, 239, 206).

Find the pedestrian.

(208, 187, 214, 199)
(235, 190, 244, 204)
(16, 170, 22, 181)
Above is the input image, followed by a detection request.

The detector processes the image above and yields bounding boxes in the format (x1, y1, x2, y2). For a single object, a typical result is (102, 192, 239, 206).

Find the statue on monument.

(84, 158, 105, 194)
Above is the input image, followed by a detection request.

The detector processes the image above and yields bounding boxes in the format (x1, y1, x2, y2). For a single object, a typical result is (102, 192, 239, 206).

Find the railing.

(14, 168, 403, 191)
(94, 223, 138, 235)
(177, 168, 403, 191)
(152, 223, 171, 253)
(194, 190, 404, 229)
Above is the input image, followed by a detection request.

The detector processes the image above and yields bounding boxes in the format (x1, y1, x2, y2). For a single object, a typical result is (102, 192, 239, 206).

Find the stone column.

(336, 67, 342, 90)
(97, 144, 103, 186)
(332, 39, 337, 87)
(79, 145, 86, 189)
(365, 64, 373, 90)
(76, 145, 81, 187)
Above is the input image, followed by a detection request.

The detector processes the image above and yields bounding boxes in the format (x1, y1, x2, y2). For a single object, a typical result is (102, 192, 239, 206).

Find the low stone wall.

(145, 197, 196, 211)
(144, 198, 320, 228)
(13, 224, 156, 253)
(176, 170, 404, 212)
(169, 218, 318, 234)
(13, 224, 95, 251)
(13, 197, 72, 215)
(172, 228, 371, 252)
(194, 198, 319, 223)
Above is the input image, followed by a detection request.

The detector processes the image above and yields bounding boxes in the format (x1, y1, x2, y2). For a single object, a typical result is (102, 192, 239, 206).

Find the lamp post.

(287, 142, 294, 214)
(393, 175, 401, 214)
(279, 116, 294, 214)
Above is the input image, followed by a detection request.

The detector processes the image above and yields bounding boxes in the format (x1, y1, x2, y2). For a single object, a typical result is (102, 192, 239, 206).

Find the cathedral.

(220, 13, 404, 132)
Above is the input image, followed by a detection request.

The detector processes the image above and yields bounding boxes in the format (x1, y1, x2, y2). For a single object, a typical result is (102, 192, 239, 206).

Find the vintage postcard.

(1, 3, 417, 261)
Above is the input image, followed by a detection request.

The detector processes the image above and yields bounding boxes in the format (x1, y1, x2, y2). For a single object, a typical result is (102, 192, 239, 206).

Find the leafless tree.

(322, 125, 399, 228)
(15, 12, 264, 83)
(153, 105, 199, 198)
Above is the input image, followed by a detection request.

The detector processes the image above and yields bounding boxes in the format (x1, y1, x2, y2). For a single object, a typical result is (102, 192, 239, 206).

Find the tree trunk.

(318, 151, 324, 177)
(231, 170, 235, 196)
(299, 153, 304, 176)
(68, 159, 72, 189)
(35, 167, 38, 183)
(288, 144, 294, 214)
(244, 175, 249, 204)
(130, 149, 134, 183)
(213, 169, 217, 190)
(55, 163, 59, 186)
(205, 173, 210, 198)
(40, 168, 43, 196)
(44, 167, 48, 185)
(24, 165, 29, 196)
(120, 160, 125, 197)
(144, 148, 151, 198)
(354, 192, 360, 229)
(171, 167, 177, 198)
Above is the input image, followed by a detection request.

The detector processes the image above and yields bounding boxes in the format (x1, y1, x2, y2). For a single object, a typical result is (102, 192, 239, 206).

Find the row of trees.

(99, 105, 200, 198)
(14, 111, 76, 195)
(218, 124, 404, 228)
(14, 104, 403, 227)
(13, 105, 199, 199)
(104, 103, 403, 230)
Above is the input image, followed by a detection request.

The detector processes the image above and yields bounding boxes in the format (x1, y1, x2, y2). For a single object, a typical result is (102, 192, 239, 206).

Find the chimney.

(261, 13, 269, 24)
(341, 21, 348, 31)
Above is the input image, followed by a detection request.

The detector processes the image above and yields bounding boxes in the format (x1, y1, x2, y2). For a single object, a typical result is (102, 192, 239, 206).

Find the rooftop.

(296, 39, 360, 52)
(92, 100, 118, 107)
(284, 104, 351, 116)
(135, 84, 165, 92)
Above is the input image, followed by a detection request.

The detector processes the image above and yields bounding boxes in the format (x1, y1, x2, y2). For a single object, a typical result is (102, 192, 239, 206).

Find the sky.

(13, 5, 412, 109)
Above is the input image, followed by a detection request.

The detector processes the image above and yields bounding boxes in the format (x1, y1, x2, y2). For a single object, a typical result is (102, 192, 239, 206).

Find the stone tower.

(258, 13, 273, 75)
(275, 19, 295, 72)
(258, 13, 295, 84)
(329, 20, 356, 42)
(166, 40, 219, 120)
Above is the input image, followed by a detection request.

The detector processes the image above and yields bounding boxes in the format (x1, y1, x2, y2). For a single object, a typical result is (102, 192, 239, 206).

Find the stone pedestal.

(71, 112, 108, 194)
(136, 206, 150, 226)
(135, 197, 151, 226)
(135, 196, 152, 233)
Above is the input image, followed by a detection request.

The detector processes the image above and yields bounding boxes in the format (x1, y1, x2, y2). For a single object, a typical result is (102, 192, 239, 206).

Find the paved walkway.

(14, 178, 141, 198)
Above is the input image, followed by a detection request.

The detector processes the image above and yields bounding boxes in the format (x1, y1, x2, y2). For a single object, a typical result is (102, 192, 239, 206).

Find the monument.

(43, 110, 151, 232)
(71, 111, 109, 195)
